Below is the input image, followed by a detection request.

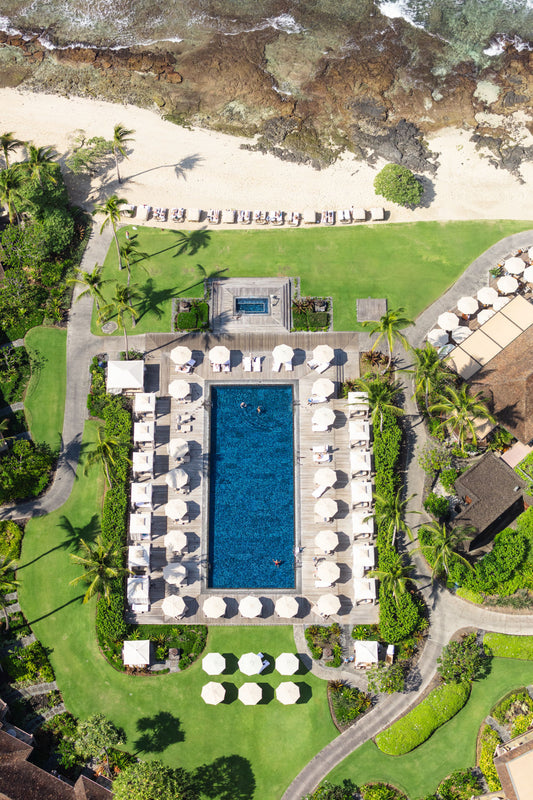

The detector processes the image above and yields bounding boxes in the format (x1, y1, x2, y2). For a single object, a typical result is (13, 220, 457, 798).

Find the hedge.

(483, 633, 533, 660)
(292, 310, 329, 331)
(375, 681, 471, 755)
(478, 725, 501, 791)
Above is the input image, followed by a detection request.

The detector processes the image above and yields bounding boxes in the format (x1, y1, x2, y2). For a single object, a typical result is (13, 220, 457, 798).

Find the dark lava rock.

(349, 118, 439, 174)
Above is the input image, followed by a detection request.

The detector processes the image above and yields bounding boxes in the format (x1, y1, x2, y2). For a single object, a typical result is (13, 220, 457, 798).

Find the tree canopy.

(112, 760, 199, 800)
(374, 164, 424, 207)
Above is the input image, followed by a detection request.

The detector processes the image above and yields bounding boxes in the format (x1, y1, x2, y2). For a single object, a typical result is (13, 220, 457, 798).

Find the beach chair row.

(121, 205, 385, 226)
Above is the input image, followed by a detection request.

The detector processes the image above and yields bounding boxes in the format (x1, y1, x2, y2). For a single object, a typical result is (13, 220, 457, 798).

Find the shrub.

(305, 624, 342, 661)
(1, 640, 55, 685)
(484, 633, 533, 660)
(293, 310, 330, 331)
(423, 493, 449, 520)
(440, 468, 459, 493)
(375, 682, 470, 754)
(511, 711, 533, 737)
(0, 521, 23, 560)
(374, 164, 423, 207)
(0, 440, 55, 503)
(437, 769, 482, 800)
(352, 624, 380, 641)
(304, 781, 359, 800)
(361, 784, 407, 800)
(329, 682, 371, 726)
(478, 725, 502, 790)
(437, 633, 486, 684)
(175, 302, 209, 331)
(379, 589, 423, 643)
(492, 689, 533, 724)
(367, 663, 405, 694)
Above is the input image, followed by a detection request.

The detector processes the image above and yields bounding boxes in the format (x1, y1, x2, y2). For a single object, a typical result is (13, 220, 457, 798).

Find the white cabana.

(477, 286, 498, 306)
(314, 467, 337, 487)
(133, 421, 155, 444)
(164, 530, 188, 554)
(492, 296, 511, 311)
(165, 468, 189, 490)
(123, 639, 150, 667)
(275, 653, 300, 675)
(275, 595, 299, 618)
(222, 208, 236, 223)
(316, 560, 340, 585)
(349, 420, 371, 444)
(162, 562, 187, 585)
(352, 511, 374, 536)
(167, 438, 189, 460)
(202, 652, 226, 675)
(353, 639, 379, 666)
(505, 256, 525, 275)
(168, 379, 191, 400)
(313, 344, 334, 364)
(201, 682, 225, 705)
(127, 576, 149, 606)
(132, 450, 153, 477)
(312, 378, 335, 398)
(131, 482, 152, 509)
(522, 265, 533, 284)
(106, 360, 144, 394)
(351, 480, 373, 507)
(164, 499, 188, 520)
(129, 512, 151, 538)
(353, 578, 377, 604)
(276, 681, 300, 705)
(457, 296, 479, 316)
(350, 450, 371, 475)
(170, 345, 192, 365)
(272, 344, 294, 363)
(128, 544, 150, 570)
(353, 543, 376, 579)
(312, 407, 336, 429)
(427, 328, 450, 348)
(203, 596, 227, 618)
(238, 652, 263, 675)
(478, 308, 496, 325)
(317, 594, 341, 616)
(315, 530, 339, 553)
(437, 312, 459, 331)
(314, 497, 338, 520)
(451, 326, 473, 344)
(239, 596, 262, 618)
(238, 683, 262, 705)
(209, 345, 231, 364)
(187, 208, 201, 222)
(498, 275, 519, 295)
(303, 209, 317, 224)
(134, 392, 156, 417)
(161, 595, 186, 618)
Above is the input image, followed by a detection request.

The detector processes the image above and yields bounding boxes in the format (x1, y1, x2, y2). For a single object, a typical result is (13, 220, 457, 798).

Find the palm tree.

(119, 234, 148, 286)
(112, 123, 135, 184)
(0, 558, 20, 630)
(92, 195, 128, 269)
(407, 342, 453, 412)
(352, 374, 405, 432)
(99, 283, 140, 358)
(429, 384, 495, 456)
(83, 425, 131, 487)
(0, 132, 24, 168)
(68, 264, 109, 314)
(69, 536, 127, 604)
(368, 552, 415, 603)
(418, 520, 473, 580)
(361, 306, 414, 368)
(0, 166, 23, 224)
(369, 487, 418, 546)
(22, 144, 57, 186)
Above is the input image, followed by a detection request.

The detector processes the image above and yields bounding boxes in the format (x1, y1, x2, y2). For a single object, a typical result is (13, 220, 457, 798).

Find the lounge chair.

(208, 209, 220, 223)
(253, 356, 262, 372)
(307, 395, 327, 405)
(238, 210, 251, 224)
(284, 360, 293, 372)
(223, 361, 231, 372)
(187, 208, 201, 222)
(312, 484, 327, 499)
(307, 359, 319, 370)
(272, 361, 282, 372)
(315, 362, 330, 374)
(177, 423, 192, 433)
(339, 209, 351, 223)
(289, 211, 301, 227)
(243, 356, 252, 372)
(312, 423, 328, 433)
(175, 363, 192, 374)
(212, 362, 222, 373)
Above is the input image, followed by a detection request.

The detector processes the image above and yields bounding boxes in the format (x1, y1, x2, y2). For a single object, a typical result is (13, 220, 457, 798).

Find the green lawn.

(24, 326, 67, 453)
(327, 658, 533, 797)
(93, 221, 531, 334)
(18, 422, 336, 800)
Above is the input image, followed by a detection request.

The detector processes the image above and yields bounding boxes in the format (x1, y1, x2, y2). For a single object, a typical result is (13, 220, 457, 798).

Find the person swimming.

(240, 402, 247, 408)
(257, 406, 262, 414)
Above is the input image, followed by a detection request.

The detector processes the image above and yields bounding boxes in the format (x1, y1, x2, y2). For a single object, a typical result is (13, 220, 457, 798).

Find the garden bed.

(0, 346, 31, 406)
(174, 300, 209, 332)
(305, 623, 343, 667)
(327, 680, 371, 731)
(292, 297, 331, 331)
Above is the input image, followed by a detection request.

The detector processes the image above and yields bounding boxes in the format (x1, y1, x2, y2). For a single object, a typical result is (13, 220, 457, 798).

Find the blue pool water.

(235, 297, 269, 315)
(208, 384, 295, 588)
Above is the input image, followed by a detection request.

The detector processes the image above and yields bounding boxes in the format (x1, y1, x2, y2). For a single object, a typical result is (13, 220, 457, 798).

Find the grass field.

(327, 657, 533, 797)
(18, 422, 336, 800)
(92, 221, 532, 335)
(24, 326, 67, 453)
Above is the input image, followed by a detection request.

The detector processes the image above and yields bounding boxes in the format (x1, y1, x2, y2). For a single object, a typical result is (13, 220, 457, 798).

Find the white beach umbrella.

(275, 653, 300, 675)
(493, 296, 511, 311)
(505, 256, 525, 275)
(275, 595, 299, 618)
(522, 266, 533, 284)
(427, 328, 450, 348)
(316, 560, 341, 584)
(276, 681, 300, 705)
(203, 596, 227, 618)
(478, 308, 496, 325)
(163, 562, 187, 585)
(201, 682, 225, 705)
(164, 499, 188, 520)
(209, 345, 230, 364)
(317, 594, 341, 615)
(272, 344, 294, 363)
(437, 312, 459, 331)
(313, 344, 334, 364)
(161, 595, 186, 618)
(314, 498, 338, 520)
(168, 379, 191, 400)
(312, 407, 336, 428)
(239, 596, 262, 618)
(315, 530, 339, 553)
(164, 530, 188, 553)
(238, 652, 263, 675)
(312, 378, 335, 398)
(238, 683, 262, 705)
(202, 652, 226, 675)
(170, 345, 192, 365)
(167, 438, 189, 459)
(165, 468, 189, 490)
(477, 286, 498, 306)
(457, 296, 479, 316)
(497, 275, 519, 295)
(314, 468, 337, 487)
(451, 326, 473, 344)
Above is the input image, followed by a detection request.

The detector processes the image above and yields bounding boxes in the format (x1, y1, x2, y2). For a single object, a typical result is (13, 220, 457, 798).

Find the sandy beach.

(2, 87, 533, 226)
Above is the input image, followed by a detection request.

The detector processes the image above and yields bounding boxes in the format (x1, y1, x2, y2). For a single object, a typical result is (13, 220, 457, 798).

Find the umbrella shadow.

(222, 653, 239, 674)
(296, 682, 313, 704)
(257, 682, 274, 704)
(221, 682, 238, 703)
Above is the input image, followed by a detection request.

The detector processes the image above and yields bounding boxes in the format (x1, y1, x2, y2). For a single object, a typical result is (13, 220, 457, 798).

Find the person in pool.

(240, 402, 247, 408)
(257, 406, 262, 414)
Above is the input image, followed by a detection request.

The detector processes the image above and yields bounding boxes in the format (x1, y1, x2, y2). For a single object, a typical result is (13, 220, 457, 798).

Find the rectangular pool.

(207, 384, 295, 588)
(235, 297, 269, 315)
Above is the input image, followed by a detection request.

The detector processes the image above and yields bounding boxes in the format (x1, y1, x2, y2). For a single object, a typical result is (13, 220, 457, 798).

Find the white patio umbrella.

(316, 560, 341, 584)
(238, 652, 263, 675)
(478, 308, 496, 325)
(312, 407, 336, 428)
(209, 345, 230, 364)
(238, 683, 262, 705)
(427, 328, 450, 348)
(163, 562, 187, 585)
(313, 344, 334, 364)
(451, 326, 473, 344)
(202, 652, 226, 675)
(522, 266, 533, 284)
(272, 344, 294, 363)
(437, 311, 459, 331)
(275, 653, 300, 675)
(457, 296, 479, 316)
(493, 296, 511, 311)
(168, 379, 191, 400)
(276, 681, 300, 705)
(505, 256, 525, 275)
(314, 497, 338, 520)
(497, 275, 518, 295)
(201, 682, 225, 705)
(170, 345, 192, 365)
(165, 467, 189, 490)
(164, 499, 188, 520)
(164, 530, 188, 553)
(312, 378, 335, 398)
(239, 596, 262, 618)
(315, 530, 339, 553)
(317, 594, 341, 615)
(275, 595, 299, 618)
(168, 438, 189, 459)
(477, 286, 498, 306)
(161, 595, 186, 618)
(203, 596, 227, 618)
(314, 467, 337, 487)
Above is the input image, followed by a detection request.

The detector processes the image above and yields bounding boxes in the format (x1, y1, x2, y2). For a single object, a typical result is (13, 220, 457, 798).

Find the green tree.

(407, 342, 453, 412)
(83, 424, 130, 487)
(119, 233, 148, 286)
(0, 166, 23, 224)
(0, 440, 54, 503)
(429, 384, 495, 456)
(303, 781, 359, 800)
(99, 282, 140, 357)
(68, 265, 109, 314)
(352, 374, 405, 433)
(367, 662, 405, 695)
(75, 713, 124, 776)
(0, 558, 20, 630)
(374, 163, 424, 207)
(69, 535, 127, 604)
(369, 487, 418, 547)
(112, 760, 199, 800)
(66, 130, 113, 175)
(361, 307, 414, 369)
(0, 132, 24, 168)
(419, 520, 473, 579)
(22, 144, 57, 187)
(437, 633, 485, 684)
(92, 194, 128, 270)
(369, 551, 415, 601)
(112, 123, 135, 184)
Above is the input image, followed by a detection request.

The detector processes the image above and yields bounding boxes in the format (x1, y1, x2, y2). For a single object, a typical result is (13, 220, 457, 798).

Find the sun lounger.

(284, 360, 293, 372)
(315, 362, 330, 374)
(312, 423, 328, 433)
(212, 362, 222, 372)
(312, 445, 331, 464)
(121, 203, 135, 217)
(177, 424, 192, 433)
(243, 356, 252, 372)
(254, 210, 267, 224)
(208, 209, 220, 223)
(339, 209, 351, 223)
(314, 580, 331, 588)
(307, 395, 327, 405)
(321, 211, 335, 225)
(253, 356, 262, 372)
(238, 210, 251, 224)
(272, 360, 282, 372)
(171, 207, 185, 222)
(307, 359, 319, 370)
(175, 363, 192, 374)
(223, 361, 231, 372)
(289, 211, 301, 227)
(155, 207, 167, 221)
(351, 207, 366, 222)
(312, 484, 327, 499)
(271, 211, 283, 225)
(222, 209, 236, 224)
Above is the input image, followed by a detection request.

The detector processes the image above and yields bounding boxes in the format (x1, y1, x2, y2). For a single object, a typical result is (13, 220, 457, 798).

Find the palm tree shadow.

(133, 711, 185, 754)
(173, 229, 211, 257)
(136, 277, 185, 323)
(174, 154, 204, 181)
(17, 514, 100, 569)
(27, 594, 85, 625)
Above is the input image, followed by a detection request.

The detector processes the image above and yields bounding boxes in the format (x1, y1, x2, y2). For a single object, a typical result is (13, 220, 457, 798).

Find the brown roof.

(494, 733, 533, 800)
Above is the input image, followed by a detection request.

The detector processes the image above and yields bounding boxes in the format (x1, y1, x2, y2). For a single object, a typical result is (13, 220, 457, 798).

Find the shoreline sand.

(2, 87, 533, 226)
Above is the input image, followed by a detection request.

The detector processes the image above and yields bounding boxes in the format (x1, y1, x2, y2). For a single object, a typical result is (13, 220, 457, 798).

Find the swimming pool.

(234, 297, 269, 315)
(207, 384, 295, 589)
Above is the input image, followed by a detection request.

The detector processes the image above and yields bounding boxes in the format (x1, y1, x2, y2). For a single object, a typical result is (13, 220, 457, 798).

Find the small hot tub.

(235, 297, 269, 315)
